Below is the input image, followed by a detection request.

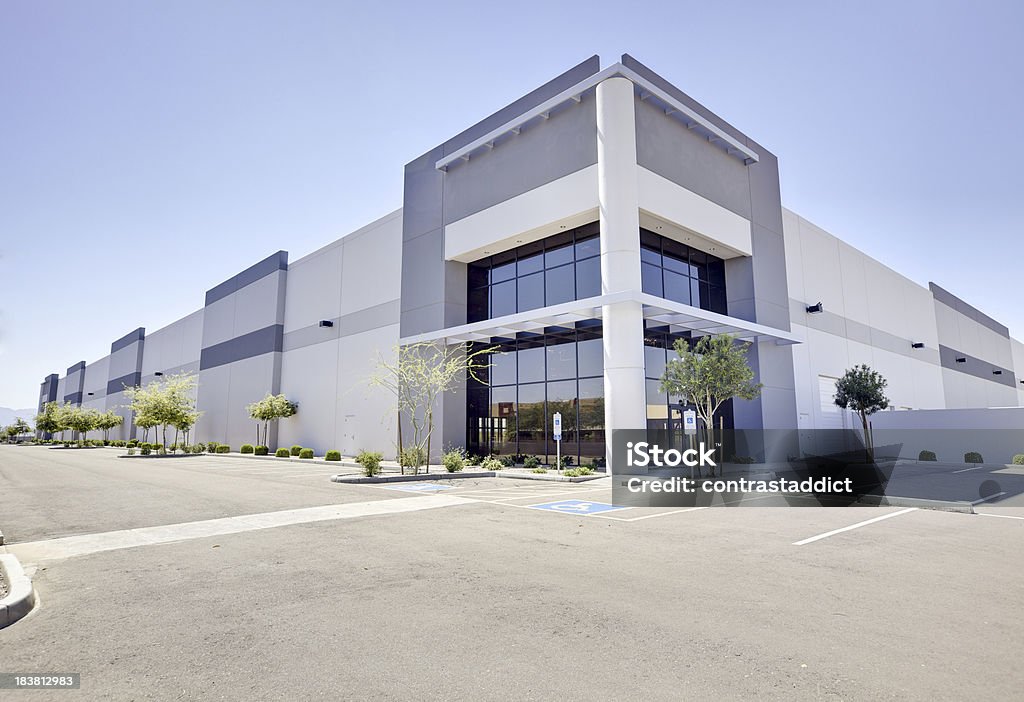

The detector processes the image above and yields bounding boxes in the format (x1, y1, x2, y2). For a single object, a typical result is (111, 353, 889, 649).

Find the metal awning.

(399, 291, 801, 346)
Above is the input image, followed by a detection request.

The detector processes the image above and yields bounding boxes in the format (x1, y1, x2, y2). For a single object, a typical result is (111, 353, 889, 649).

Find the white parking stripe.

(792, 508, 918, 546)
(976, 512, 1024, 521)
(10, 494, 476, 565)
(952, 466, 985, 474)
(971, 492, 1007, 505)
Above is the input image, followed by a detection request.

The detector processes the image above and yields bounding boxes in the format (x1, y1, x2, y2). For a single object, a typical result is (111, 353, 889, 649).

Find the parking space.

(2, 446, 1023, 699)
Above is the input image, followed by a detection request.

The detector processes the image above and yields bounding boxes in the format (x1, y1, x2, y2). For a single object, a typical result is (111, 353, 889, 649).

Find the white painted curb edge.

(0, 553, 36, 628)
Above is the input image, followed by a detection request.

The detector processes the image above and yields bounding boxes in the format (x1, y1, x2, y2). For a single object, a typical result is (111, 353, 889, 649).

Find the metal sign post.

(553, 412, 562, 471)
(684, 409, 697, 479)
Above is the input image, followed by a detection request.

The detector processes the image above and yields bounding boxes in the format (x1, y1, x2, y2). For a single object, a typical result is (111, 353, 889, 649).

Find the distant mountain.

(0, 407, 36, 428)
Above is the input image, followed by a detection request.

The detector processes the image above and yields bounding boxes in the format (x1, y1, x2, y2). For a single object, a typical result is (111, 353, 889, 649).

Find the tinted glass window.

(517, 345, 545, 384)
(577, 337, 603, 378)
(517, 272, 544, 312)
(491, 280, 516, 318)
(641, 262, 663, 297)
(490, 350, 516, 386)
(546, 340, 576, 380)
(575, 235, 600, 260)
(575, 258, 601, 299)
(663, 270, 690, 306)
(545, 265, 575, 306)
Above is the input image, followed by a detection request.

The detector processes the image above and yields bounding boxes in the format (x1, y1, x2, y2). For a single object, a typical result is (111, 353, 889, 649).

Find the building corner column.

(597, 76, 647, 474)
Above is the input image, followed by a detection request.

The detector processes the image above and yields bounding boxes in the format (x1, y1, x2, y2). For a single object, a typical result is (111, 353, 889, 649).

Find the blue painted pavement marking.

(527, 499, 629, 515)
(383, 483, 455, 493)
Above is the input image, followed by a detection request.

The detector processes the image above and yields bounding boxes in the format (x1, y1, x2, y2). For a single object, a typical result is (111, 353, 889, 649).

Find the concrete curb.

(191, 451, 352, 465)
(496, 471, 607, 483)
(332, 471, 496, 484)
(0, 553, 36, 629)
(0, 526, 4, 546)
(855, 494, 975, 514)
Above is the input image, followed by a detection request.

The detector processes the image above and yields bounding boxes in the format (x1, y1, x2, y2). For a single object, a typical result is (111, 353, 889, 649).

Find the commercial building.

(38, 55, 1024, 466)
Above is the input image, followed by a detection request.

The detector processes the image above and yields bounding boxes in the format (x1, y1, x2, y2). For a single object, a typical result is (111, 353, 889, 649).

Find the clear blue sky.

(2, 1, 1022, 409)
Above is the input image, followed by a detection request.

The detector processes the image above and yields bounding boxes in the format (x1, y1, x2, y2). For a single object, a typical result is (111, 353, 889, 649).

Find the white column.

(597, 77, 648, 474)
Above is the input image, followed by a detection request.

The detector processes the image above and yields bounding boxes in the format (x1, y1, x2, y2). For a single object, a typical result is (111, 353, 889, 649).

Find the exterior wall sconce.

(805, 302, 823, 314)
(319, 320, 334, 328)
(87, 392, 94, 396)
(154, 371, 164, 376)
(911, 342, 924, 349)
(993, 370, 1003, 375)
(955, 357, 966, 363)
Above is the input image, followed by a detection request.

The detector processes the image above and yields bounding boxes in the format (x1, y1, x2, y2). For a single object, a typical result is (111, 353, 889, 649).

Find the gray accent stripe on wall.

(64, 391, 83, 404)
(66, 361, 86, 374)
(107, 372, 142, 396)
(205, 251, 288, 306)
(282, 299, 401, 353)
(789, 299, 942, 365)
(929, 282, 1009, 337)
(199, 324, 284, 371)
(938, 345, 1016, 388)
(111, 327, 145, 353)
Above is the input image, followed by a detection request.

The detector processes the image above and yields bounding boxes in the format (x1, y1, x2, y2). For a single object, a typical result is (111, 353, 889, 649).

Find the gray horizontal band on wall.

(789, 299, 940, 365)
(200, 324, 283, 371)
(139, 361, 200, 386)
(106, 371, 142, 396)
(63, 391, 83, 405)
(282, 299, 400, 353)
(929, 282, 1009, 338)
(938, 345, 1016, 388)
(205, 251, 288, 307)
(110, 327, 145, 354)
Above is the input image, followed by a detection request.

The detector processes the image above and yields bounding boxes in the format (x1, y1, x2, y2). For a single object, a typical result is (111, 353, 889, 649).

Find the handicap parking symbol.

(384, 483, 454, 493)
(528, 499, 629, 515)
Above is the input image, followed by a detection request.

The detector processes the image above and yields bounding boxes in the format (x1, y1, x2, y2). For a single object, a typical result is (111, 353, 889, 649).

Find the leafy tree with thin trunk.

(65, 406, 100, 443)
(35, 402, 64, 439)
(246, 394, 298, 447)
(833, 364, 889, 461)
(95, 411, 124, 442)
(123, 373, 202, 451)
(370, 342, 495, 475)
(659, 333, 762, 476)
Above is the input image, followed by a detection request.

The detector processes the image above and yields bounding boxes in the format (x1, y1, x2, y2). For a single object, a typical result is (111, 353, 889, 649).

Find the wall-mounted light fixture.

(87, 392, 94, 396)
(154, 371, 164, 376)
(319, 320, 334, 328)
(911, 342, 925, 349)
(993, 370, 1003, 375)
(955, 357, 966, 363)
(805, 302, 824, 314)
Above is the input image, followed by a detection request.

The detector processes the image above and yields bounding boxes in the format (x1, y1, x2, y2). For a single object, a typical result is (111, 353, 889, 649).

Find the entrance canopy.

(399, 291, 801, 346)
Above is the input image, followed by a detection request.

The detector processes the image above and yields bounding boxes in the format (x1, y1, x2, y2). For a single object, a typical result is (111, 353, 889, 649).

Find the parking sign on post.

(683, 409, 697, 436)
(553, 412, 562, 471)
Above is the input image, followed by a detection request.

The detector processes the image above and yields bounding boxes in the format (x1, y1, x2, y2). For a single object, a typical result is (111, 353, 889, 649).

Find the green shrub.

(275, 448, 291, 458)
(1012, 454, 1024, 465)
(466, 455, 482, 466)
(532, 467, 548, 474)
(400, 446, 428, 469)
(964, 452, 984, 464)
(240, 444, 254, 454)
(564, 466, 594, 477)
(523, 455, 540, 469)
(919, 450, 937, 462)
(554, 455, 573, 469)
(207, 441, 219, 453)
(325, 450, 341, 461)
(127, 440, 139, 448)
(290, 445, 303, 456)
(442, 448, 466, 473)
(481, 457, 504, 472)
(356, 450, 383, 477)
(127, 447, 136, 456)
(254, 445, 269, 456)
(141, 447, 151, 455)
(216, 445, 230, 454)
(499, 455, 516, 468)
(299, 448, 314, 459)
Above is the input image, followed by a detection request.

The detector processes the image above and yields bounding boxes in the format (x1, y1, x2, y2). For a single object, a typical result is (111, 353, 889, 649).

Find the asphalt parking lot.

(1, 445, 1022, 700)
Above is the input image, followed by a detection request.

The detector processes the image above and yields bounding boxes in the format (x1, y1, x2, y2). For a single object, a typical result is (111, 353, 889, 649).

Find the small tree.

(370, 342, 495, 475)
(95, 411, 124, 442)
(35, 402, 63, 439)
(660, 333, 762, 476)
(833, 364, 889, 460)
(65, 406, 100, 443)
(246, 394, 298, 447)
(123, 373, 201, 450)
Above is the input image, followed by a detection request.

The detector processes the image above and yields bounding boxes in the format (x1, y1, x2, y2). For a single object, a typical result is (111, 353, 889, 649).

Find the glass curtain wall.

(468, 222, 601, 323)
(640, 229, 727, 314)
(467, 323, 605, 466)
